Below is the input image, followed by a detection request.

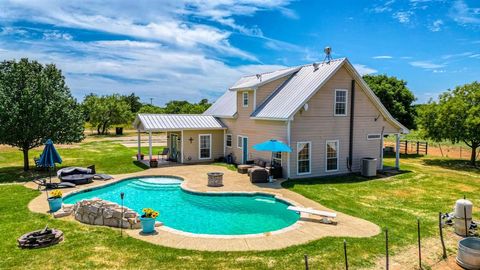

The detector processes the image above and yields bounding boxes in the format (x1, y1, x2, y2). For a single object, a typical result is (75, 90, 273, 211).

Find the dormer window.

(242, 92, 249, 107)
(334, 89, 348, 116)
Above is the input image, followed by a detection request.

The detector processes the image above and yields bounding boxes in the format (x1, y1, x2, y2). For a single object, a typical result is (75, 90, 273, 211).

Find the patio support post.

(395, 133, 400, 169)
(379, 127, 384, 171)
(181, 130, 184, 163)
(148, 131, 152, 161)
(137, 130, 141, 160)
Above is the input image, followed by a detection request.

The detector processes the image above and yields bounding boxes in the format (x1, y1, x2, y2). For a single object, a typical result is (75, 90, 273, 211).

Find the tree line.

(0, 58, 478, 171)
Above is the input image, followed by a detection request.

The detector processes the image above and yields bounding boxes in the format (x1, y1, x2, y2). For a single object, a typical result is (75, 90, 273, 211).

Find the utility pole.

(150, 97, 154, 105)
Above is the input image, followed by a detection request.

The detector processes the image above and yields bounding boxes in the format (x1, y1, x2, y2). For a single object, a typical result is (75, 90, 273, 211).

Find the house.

(133, 58, 408, 179)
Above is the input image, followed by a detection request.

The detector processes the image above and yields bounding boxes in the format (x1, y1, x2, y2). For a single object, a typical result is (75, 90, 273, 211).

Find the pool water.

(63, 177, 300, 235)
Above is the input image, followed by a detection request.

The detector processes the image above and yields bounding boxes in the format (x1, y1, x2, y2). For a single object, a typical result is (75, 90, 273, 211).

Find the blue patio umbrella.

(252, 139, 291, 167)
(37, 139, 62, 190)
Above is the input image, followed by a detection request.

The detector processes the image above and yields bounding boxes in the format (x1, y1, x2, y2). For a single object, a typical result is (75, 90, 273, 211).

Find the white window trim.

(325, 140, 339, 172)
(273, 152, 282, 166)
(237, 135, 243, 149)
(334, 89, 348, 116)
(367, 134, 382, 140)
(297, 141, 312, 175)
(198, 134, 212, 160)
(242, 91, 249, 107)
(225, 133, 232, 148)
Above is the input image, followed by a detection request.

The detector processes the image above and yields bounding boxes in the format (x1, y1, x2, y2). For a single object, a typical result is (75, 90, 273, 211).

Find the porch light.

(189, 137, 194, 144)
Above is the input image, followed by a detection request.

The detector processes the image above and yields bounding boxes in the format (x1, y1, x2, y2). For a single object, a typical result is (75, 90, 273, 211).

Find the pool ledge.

(26, 164, 381, 251)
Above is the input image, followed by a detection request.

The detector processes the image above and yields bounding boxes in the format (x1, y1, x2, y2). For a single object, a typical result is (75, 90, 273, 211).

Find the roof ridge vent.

(256, 74, 262, 81)
(323, 46, 333, 64)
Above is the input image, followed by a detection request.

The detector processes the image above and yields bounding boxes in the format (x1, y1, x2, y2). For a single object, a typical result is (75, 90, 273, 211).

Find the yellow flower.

(50, 190, 62, 199)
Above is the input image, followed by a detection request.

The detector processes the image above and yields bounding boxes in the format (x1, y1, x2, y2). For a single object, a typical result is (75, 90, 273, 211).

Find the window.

(272, 152, 282, 166)
(367, 134, 381, 140)
(297, 142, 311, 174)
(237, 135, 243, 149)
(326, 140, 339, 172)
(199, 134, 211, 159)
(242, 92, 249, 107)
(334, 89, 348, 116)
(225, 134, 232, 147)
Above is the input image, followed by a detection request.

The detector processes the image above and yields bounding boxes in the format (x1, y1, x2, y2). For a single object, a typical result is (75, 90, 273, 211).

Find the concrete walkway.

(27, 164, 380, 251)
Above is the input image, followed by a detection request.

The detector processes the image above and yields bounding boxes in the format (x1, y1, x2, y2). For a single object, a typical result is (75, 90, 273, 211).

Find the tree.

(0, 59, 85, 171)
(83, 94, 133, 135)
(418, 82, 480, 166)
(138, 104, 164, 114)
(363, 74, 417, 129)
(121, 93, 142, 113)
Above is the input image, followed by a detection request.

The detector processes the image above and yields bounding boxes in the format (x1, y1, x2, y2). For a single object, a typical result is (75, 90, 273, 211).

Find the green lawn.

(0, 141, 163, 183)
(0, 141, 479, 269)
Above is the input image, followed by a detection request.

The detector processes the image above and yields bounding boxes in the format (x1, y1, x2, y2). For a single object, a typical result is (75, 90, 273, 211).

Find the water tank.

(454, 199, 473, 236)
(361, 158, 377, 177)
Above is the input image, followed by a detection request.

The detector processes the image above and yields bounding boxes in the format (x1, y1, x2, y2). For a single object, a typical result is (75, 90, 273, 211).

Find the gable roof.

(133, 114, 225, 132)
(203, 90, 236, 118)
(229, 66, 301, 90)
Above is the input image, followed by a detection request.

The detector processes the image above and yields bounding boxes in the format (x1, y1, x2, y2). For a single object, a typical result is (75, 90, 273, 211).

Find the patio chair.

(33, 179, 76, 190)
(158, 148, 169, 161)
(249, 168, 269, 183)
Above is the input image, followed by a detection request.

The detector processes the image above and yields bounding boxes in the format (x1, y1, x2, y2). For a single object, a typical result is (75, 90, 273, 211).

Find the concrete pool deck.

(27, 164, 381, 251)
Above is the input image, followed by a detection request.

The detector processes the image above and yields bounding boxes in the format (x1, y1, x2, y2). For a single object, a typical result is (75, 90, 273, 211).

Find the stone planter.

(140, 217, 156, 234)
(207, 172, 224, 187)
(48, 197, 62, 212)
(150, 159, 158, 168)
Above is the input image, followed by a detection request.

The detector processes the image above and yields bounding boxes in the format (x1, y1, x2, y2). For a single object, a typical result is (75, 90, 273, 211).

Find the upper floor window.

(334, 89, 348, 116)
(242, 91, 249, 107)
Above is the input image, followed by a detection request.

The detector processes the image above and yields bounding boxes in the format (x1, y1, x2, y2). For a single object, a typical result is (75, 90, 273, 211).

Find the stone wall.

(72, 198, 141, 229)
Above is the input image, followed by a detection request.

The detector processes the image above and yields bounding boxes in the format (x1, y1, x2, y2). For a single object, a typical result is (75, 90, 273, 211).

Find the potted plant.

(149, 158, 158, 168)
(48, 190, 63, 212)
(140, 208, 159, 234)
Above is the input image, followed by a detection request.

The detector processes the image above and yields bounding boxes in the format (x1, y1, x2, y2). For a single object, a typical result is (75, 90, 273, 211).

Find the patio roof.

(133, 114, 226, 132)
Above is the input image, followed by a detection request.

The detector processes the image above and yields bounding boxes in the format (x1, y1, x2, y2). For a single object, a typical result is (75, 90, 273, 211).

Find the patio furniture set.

(237, 159, 282, 183)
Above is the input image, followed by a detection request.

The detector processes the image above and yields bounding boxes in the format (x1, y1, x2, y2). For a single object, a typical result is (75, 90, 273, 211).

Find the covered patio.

(132, 114, 227, 166)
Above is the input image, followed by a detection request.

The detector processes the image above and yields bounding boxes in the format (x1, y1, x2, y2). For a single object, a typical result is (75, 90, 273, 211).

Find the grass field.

(0, 140, 479, 269)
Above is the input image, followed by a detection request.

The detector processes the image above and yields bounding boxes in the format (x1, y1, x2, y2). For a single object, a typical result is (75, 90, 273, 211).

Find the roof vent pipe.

(312, 62, 319, 71)
(256, 74, 262, 81)
(323, 46, 333, 64)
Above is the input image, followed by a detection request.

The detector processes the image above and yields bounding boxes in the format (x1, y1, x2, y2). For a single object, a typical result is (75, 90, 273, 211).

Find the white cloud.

(409, 61, 445, 69)
(393, 11, 413, 24)
(429, 19, 443, 32)
(43, 30, 73, 40)
(441, 52, 473, 59)
(373, 55, 393, 59)
(450, 0, 480, 25)
(353, 64, 377, 75)
(469, 54, 480, 59)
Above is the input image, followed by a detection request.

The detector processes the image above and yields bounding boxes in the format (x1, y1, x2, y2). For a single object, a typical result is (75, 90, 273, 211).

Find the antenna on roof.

(256, 74, 262, 81)
(323, 46, 333, 64)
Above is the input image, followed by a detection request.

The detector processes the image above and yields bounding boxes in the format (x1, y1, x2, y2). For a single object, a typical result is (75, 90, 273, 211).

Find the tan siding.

(290, 66, 400, 178)
(180, 129, 224, 163)
(255, 76, 289, 108)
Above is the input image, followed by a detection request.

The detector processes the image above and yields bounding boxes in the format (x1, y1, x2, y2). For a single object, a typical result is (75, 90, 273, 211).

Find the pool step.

(127, 181, 179, 191)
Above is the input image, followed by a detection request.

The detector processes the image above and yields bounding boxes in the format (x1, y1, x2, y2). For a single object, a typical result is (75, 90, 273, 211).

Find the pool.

(63, 176, 300, 235)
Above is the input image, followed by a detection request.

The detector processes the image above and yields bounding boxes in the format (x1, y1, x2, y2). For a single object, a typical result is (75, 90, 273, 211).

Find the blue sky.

(0, 0, 479, 105)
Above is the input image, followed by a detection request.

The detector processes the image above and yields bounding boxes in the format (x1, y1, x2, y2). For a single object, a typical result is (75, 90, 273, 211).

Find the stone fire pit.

(207, 172, 224, 187)
(18, 226, 63, 249)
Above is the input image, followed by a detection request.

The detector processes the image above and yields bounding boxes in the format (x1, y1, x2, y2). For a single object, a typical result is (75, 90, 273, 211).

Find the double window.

(297, 142, 311, 175)
(199, 134, 211, 159)
(326, 140, 339, 172)
(334, 89, 348, 116)
(225, 134, 232, 147)
(242, 91, 249, 107)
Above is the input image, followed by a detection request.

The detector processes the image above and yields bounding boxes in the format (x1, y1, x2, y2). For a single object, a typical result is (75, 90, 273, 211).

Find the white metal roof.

(133, 114, 226, 132)
(252, 58, 345, 119)
(229, 66, 300, 90)
(202, 90, 236, 117)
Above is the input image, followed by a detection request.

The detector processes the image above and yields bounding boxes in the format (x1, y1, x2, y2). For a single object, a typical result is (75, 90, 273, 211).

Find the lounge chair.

(158, 148, 169, 161)
(93, 174, 113, 181)
(249, 168, 269, 183)
(57, 165, 95, 178)
(33, 179, 76, 190)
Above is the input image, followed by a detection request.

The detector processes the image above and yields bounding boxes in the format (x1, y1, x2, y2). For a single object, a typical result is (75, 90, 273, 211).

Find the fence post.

(385, 228, 389, 270)
(405, 141, 408, 154)
(416, 142, 420, 155)
(439, 212, 447, 259)
(304, 254, 309, 270)
(425, 142, 428, 155)
(344, 240, 349, 270)
(418, 219, 422, 269)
